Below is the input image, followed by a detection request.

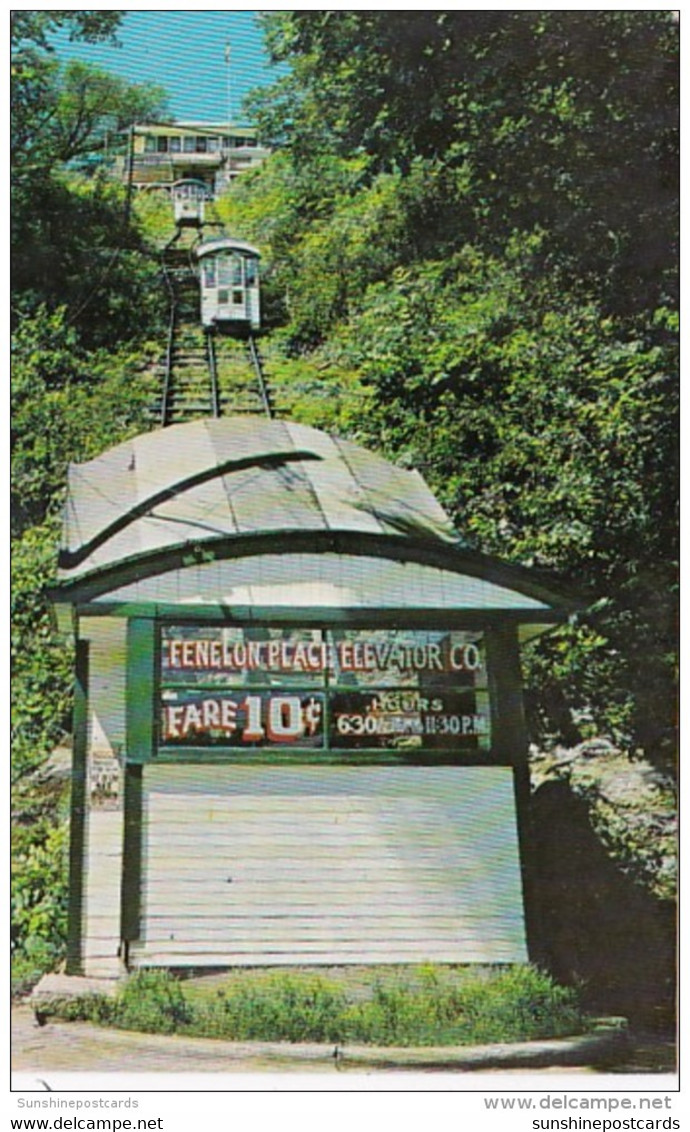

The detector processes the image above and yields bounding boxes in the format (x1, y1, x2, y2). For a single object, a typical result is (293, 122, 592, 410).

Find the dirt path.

(12, 1006, 334, 1076)
(12, 1006, 675, 1081)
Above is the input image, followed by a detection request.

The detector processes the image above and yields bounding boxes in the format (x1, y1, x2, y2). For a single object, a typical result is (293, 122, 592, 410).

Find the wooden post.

(124, 123, 135, 222)
(121, 618, 155, 953)
(485, 622, 542, 962)
(120, 765, 143, 947)
(66, 639, 89, 974)
(126, 617, 156, 762)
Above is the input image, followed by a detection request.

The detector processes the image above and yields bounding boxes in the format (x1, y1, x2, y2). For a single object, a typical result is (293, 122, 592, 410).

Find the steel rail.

(206, 331, 221, 418)
(248, 334, 273, 419)
(159, 238, 179, 428)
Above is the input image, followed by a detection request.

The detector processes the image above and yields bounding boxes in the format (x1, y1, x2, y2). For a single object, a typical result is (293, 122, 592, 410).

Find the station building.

(51, 417, 574, 977)
(116, 122, 270, 194)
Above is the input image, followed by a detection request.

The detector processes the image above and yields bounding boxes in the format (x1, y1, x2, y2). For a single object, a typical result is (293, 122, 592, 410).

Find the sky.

(50, 11, 287, 124)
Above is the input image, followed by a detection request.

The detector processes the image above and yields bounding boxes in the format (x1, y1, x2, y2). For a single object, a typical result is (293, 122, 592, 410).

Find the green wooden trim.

(121, 619, 155, 950)
(50, 529, 580, 612)
(73, 602, 568, 629)
(484, 623, 540, 961)
(121, 764, 143, 943)
(66, 639, 88, 975)
(159, 677, 491, 691)
(133, 744, 501, 766)
(485, 624, 528, 766)
(512, 755, 542, 966)
(127, 618, 156, 762)
(132, 749, 505, 768)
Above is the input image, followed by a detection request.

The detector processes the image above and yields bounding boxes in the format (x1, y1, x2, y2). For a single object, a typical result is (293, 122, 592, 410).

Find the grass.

(42, 964, 586, 1047)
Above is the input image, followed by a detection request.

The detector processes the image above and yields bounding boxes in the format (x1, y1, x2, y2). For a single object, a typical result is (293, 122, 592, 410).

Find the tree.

(13, 60, 166, 177)
(237, 14, 678, 765)
(333, 248, 678, 765)
(11, 18, 167, 344)
(256, 11, 678, 317)
(11, 11, 131, 176)
(11, 11, 122, 51)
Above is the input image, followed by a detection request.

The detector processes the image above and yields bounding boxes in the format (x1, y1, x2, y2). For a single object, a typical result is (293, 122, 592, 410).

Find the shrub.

(111, 971, 193, 1035)
(42, 965, 585, 1046)
(191, 974, 348, 1043)
(342, 966, 583, 1046)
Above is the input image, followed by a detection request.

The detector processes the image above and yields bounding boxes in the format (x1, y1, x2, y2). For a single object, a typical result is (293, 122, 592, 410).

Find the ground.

(11, 1006, 675, 1081)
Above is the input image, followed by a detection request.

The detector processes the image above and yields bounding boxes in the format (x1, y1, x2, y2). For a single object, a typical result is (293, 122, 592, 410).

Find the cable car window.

(203, 261, 216, 288)
(157, 137, 168, 153)
(245, 260, 257, 286)
(183, 136, 195, 153)
(218, 290, 229, 305)
(217, 257, 233, 286)
(196, 137, 207, 153)
(169, 136, 181, 153)
(144, 136, 156, 153)
(232, 256, 243, 287)
(207, 136, 219, 152)
(233, 290, 244, 306)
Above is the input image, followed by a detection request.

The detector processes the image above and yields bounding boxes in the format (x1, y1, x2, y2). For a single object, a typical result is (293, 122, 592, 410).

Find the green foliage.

(12, 174, 166, 348)
(11, 307, 160, 528)
(13, 59, 166, 177)
(11, 314, 160, 975)
(257, 11, 678, 316)
(11, 819, 69, 970)
(214, 151, 370, 334)
(133, 190, 177, 249)
(330, 250, 677, 760)
(259, 336, 372, 434)
(10, 11, 169, 985)
(218, 89, 679, 761)
(343, 965, 582, 1046)
(11, 15, 167, 346)
(191, 974, 347, 1043)
(11, 11, 122, 52)
(221, 108, 678, 762)
(41, 966, 585, 1046)
(113, 971, 193, 1034)
(11, 522, 73, 782)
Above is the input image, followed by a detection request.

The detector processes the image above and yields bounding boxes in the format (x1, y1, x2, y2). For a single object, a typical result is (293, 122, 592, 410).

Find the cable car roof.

(196, 237, 261, 259)
(172, 178, 210, 190)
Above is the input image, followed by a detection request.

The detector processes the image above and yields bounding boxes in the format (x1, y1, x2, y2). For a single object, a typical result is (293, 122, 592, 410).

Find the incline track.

(153, 234, 274, 427)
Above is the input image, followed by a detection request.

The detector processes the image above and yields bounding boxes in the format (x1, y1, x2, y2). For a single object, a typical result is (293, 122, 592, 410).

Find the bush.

(342, 966, 583, 1046)
(42, 965, 585, 1046)
(112, 971, 193, 1035)
(191, 975, 347, 1043)
(11, 821, 69, 971)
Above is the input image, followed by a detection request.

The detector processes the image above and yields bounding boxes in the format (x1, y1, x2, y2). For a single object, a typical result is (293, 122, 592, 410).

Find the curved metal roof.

(57, 418, 461, 584)
(172, 178, 210, 192)
(195, 237, 261, 259)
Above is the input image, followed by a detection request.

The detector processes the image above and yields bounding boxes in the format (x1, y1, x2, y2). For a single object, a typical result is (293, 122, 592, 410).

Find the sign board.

(158, 626, 491, 755)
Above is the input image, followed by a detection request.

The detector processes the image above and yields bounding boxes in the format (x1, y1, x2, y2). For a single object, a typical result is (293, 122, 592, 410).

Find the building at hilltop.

(115, 121, 271, 195)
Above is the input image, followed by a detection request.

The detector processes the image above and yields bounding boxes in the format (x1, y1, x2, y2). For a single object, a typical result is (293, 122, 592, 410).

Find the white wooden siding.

(93, 554, 549, 612)
(79, 617, 127, 976)
(80, 811, 123, 977)
(81, 617, 127, 756)
(130, 766, 527, 968)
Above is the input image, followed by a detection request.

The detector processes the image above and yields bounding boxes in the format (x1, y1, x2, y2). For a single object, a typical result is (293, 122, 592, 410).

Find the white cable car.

(195, 237, 261, 332)
(172, 179, 209, 228)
